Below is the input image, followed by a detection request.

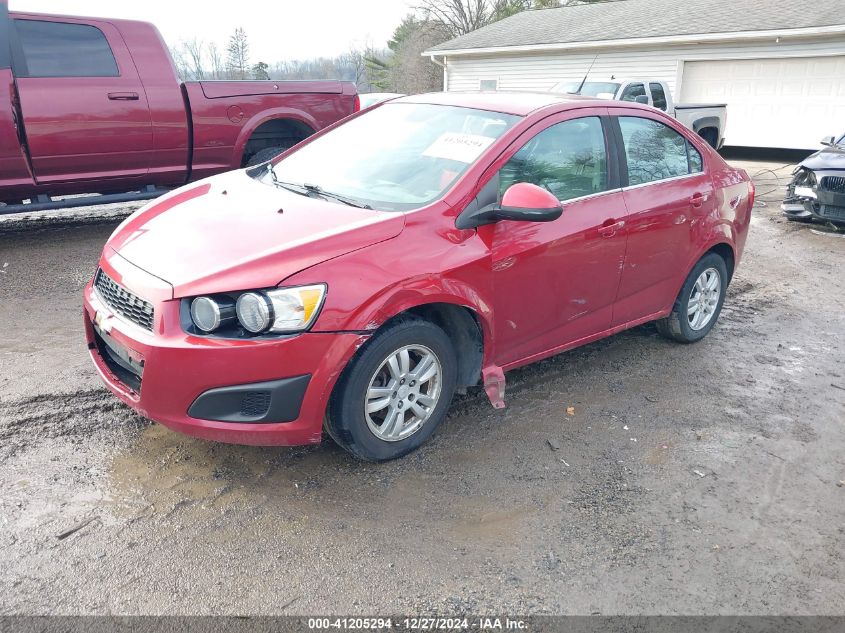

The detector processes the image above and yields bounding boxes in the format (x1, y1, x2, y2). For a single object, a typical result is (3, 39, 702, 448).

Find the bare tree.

(226, 28, 250, 80)
(168, 44, 190, 80)
(207, 42, 225, 79)
(415, 0, 490, 37)
(184, 38, 206, 80)
(341, 47, 369, 90)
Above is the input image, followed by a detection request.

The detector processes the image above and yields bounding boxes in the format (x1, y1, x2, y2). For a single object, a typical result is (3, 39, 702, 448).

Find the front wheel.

(656, 253, 728, 343)
(326, 318, 457, 461)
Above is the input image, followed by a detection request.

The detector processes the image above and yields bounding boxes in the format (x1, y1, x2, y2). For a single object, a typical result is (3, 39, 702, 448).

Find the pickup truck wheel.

(698, 128, 719, 149)
(326, 317, 457, 461)
(245, 146, 290, 167)
(656, 253, 728, 344)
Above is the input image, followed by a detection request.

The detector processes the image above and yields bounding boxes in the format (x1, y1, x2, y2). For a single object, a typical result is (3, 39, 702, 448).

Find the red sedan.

(83, 92, 753, 461)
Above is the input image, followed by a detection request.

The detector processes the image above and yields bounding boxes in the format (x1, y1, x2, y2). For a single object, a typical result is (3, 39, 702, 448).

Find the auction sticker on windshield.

(422, 133, 496, 163)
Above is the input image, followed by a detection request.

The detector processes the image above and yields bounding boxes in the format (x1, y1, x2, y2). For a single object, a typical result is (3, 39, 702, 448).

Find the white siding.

(443, 37, 845, 99)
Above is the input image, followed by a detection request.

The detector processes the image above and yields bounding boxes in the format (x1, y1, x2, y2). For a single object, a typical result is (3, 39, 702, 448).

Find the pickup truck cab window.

(499, 116, 610, 202)
(649, 83, 668, 111)
(0, 6, 10, 69)
(13, 20, 118, 78)
(619, 83, 647, 103)
(618, 116, 692, 186)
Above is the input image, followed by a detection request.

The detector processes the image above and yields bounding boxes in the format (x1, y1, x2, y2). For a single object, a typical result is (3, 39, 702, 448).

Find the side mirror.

(456, 182, 563, 230)
(635, 95, 649, 105)
(821, 135, 836, 147)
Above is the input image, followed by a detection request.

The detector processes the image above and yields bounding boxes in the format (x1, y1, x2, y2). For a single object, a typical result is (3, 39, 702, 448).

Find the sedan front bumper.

(83, 276, 367, 447)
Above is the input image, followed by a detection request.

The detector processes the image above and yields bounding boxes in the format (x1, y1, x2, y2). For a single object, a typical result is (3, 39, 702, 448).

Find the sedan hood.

(108, 171, 404, 298)
(801, 144, 845, 171)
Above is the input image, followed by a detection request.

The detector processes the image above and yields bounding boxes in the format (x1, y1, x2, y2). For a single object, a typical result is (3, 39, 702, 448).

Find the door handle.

(108, 92, 139, 101)
(598, 219, 625, 238)
(690, 192, 709, 208)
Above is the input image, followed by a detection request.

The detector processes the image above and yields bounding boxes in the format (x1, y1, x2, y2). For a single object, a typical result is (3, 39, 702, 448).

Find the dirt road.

(1, 162, 843, 615)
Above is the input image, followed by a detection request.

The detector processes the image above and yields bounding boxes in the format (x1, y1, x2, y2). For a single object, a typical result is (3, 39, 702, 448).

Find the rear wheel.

(326, 318, 457, 461)
(698, 127, 719, 149)
(656, 253, 728, 343)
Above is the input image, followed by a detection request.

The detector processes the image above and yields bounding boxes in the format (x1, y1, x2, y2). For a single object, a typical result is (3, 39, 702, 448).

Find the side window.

(649, 82, 668, 111)
(619, 116, 692, 185)
(499, 117, 609, 202)
(0, 7, 10, 70)
(619, 83, 646, 102)
(13, 20, 119, 78)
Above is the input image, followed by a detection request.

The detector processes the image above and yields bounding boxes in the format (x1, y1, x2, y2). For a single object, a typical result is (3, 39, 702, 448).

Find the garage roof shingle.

(426, 0, 845, 53)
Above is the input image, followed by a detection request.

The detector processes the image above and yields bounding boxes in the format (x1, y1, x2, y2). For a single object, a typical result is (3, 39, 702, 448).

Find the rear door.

(610, 111, 715, 325)
(10, 16, 153, 185)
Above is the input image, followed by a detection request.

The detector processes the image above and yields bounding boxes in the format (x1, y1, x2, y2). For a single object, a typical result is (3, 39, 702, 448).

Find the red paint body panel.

(83, 259, 363, 446)
(0, 8, 356, 200)
(83, 95, 752, 446)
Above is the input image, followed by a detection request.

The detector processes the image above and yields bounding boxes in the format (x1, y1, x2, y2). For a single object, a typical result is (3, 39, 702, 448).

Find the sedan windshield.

(551, 81, 620, 98)
(267, 103, 520, 211)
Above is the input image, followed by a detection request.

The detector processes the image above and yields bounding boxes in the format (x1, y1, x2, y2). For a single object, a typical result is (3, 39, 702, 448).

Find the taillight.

(352, 94, 360, 113)
(748, 179, 756, 209)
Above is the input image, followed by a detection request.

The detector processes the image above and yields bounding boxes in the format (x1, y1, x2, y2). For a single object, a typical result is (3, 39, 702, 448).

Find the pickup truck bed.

(0, 4, 358, 206)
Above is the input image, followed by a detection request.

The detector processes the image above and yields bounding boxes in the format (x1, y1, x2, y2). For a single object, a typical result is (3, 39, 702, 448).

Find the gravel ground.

(0, 161, 843, 615)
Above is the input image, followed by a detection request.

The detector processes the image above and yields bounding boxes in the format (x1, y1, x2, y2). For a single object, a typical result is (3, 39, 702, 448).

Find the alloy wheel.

(688, 267, 721, 331)
(364, 344, 442, 442)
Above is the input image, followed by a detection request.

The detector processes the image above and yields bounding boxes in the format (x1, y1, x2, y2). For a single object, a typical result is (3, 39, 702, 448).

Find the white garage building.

(423, 0, 845, 149)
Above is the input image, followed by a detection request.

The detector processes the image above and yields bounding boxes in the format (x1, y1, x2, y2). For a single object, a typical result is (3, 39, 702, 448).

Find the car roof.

(392, 91, 604, 116)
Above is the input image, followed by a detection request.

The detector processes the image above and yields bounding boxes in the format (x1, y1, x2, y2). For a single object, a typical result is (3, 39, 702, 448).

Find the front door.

(11, 17, 152, 185)
(486, 111, 629, 367)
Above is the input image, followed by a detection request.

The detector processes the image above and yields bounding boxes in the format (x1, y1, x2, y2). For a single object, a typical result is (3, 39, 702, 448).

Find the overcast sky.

(11, 0, 416, 61)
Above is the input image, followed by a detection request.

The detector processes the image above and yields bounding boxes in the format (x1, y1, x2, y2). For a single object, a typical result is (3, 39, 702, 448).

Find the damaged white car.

(783, 133, 845, 224)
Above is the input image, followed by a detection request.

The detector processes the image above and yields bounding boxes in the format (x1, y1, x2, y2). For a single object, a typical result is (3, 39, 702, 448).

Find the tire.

(698, 128, 719, 149)
(656, 252, 728, 344)
(245, 146, 290, 167)
(326, 317, 457, 461)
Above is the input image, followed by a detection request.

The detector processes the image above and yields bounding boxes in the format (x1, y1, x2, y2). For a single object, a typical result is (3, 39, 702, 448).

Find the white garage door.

(681, 56, 845, 149)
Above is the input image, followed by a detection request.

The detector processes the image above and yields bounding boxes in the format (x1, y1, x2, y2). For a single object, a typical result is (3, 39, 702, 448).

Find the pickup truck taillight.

(748, 180, 756, 209)
(353, 94, 361, 113)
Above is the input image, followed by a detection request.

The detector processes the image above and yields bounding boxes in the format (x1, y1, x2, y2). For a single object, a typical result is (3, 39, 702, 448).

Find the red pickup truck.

(0, 2, 358, 211)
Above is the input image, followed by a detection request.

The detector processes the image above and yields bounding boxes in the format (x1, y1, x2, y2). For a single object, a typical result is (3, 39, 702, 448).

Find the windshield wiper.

(267, 165, 372, 209)
(266, 165, 310, 197)
(303, 183, 373, 209)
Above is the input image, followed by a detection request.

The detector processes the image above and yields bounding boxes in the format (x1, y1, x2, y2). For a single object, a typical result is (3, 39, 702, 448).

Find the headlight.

(190, 296, 235, 332)
(235, 284, 326, 334)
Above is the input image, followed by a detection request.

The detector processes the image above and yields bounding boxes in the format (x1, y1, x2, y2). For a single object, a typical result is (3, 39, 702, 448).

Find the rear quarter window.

(13, 19, 118, 78)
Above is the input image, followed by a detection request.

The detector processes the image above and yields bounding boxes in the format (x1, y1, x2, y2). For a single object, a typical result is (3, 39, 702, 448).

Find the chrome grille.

(94, 269, 154, 331)
(820, 176, 845, 194)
